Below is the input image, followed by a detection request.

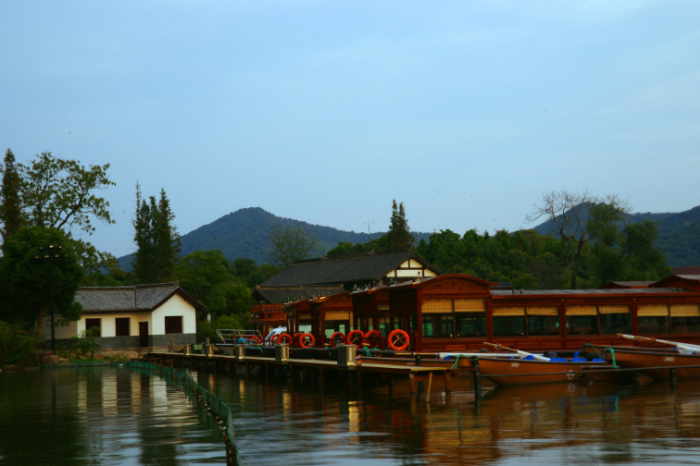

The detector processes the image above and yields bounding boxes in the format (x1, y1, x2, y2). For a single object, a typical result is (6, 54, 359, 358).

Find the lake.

(2, 365, 700, 465)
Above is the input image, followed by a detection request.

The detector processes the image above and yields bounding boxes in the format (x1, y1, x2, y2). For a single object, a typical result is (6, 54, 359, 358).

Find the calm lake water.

(2, 365, 700, 465)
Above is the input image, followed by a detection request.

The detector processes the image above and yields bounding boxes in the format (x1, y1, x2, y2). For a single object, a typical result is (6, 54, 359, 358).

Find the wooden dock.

(148, 350, 456, 401)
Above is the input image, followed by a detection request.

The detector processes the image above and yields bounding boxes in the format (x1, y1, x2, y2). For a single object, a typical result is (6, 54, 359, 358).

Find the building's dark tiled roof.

(261, 250, 435, 287)
(492, 287, 688, 297)
(601, 281, 654, 289)
(255, 285, 345, 304)
(491, 282, 513, 290)
(673, 266, 700, 275)
(76, 282, 202, 313)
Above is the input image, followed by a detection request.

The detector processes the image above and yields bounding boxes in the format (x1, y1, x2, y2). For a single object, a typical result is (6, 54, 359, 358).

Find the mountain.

(533, 204, 700, 267)
(118, 207, 432, 270)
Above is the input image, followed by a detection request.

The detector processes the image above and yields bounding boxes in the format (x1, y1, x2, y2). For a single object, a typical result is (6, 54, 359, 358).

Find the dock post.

(425, 372, 433, 403)
(444, 371, 452, 393)
(416, 355, 423, 394)
(670, 368, 677, 390)
(470, 357, 482, 404)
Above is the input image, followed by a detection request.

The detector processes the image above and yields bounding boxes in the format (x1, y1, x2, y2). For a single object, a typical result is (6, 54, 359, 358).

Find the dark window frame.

(85, 318, 101, 337)
(115, 317, 130, 337)
(165, 316, 183, 334)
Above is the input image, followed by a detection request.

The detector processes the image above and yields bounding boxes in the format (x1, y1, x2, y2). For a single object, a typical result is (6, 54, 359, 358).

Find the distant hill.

(533, 205, 700, 267)
(118, 207, 432, 270)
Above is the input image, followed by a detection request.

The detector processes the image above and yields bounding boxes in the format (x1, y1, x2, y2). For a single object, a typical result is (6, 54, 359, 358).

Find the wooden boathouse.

(284, 273, 700, 352)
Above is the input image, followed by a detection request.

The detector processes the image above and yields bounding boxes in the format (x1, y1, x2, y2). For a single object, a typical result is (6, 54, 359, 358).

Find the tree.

(132, 185, 180, 283)
(525, 190, 629, 288)
(175, 250, 230, 318)
(0, 149, 23, 248)
(267, 224, 322, 267)
(384, 200, 414, 250)
(0, 226, 84, 330)
(5, 151, 117, 275)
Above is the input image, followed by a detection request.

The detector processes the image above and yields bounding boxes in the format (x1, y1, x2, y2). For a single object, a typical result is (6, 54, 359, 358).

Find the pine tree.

(384, 200, 414, 250)
(152, 188, 180, 282)
(0, 149, 24, 249)
(132, 184, 180, 284)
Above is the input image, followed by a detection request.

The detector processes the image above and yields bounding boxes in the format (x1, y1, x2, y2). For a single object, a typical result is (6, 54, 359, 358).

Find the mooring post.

(471, 356, 482, 404)
(416, 355, 423, 394)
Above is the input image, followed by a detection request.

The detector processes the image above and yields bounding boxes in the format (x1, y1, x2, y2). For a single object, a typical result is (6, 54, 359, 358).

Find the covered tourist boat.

(281, 273, 700, 354)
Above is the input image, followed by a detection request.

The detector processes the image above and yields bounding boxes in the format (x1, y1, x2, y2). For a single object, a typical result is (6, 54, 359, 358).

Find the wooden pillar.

(444, 371, 452, 393)
(408, 373, 417, 394)
(425, 372, 433, 403)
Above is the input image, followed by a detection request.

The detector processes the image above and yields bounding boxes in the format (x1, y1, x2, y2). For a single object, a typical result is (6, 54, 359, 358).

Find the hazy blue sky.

(1, 1, 699, 259)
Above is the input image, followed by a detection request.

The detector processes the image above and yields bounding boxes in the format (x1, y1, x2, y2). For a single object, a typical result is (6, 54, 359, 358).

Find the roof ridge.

(290, 248, 414, 265)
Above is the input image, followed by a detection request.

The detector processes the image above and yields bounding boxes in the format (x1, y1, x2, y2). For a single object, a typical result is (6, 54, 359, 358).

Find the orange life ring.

(365, 330, 381, 349)
(248, 336, 262, 346)
(299, 333, 315, 348)
(387, 329, 410, 351)
(329, 331, 345, 347)
(277, 333, 292, 345)
(271, 334, 280, 345)
(346, 330, 365, 346)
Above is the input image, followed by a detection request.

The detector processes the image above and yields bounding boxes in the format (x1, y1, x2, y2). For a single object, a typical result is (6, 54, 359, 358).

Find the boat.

(582, 334, 700, 380)
(468, 343, 619, 386)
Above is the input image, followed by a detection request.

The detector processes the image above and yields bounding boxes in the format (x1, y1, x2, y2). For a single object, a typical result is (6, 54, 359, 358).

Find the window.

(599, 306, 631, 334)
(115, 318, 130, 337)
(165, 316, 183, 334)
(671, 305, 700, 333)
(493, 307, 525, 337)
(455, 312, 486, 337)
(565, 306, 598, 335)
(638, 305, 669, 334)
(377, 311, 389, 336)
(85, 318, 101, 337)
(526, 307, 559, 337)
(422, 314, 453, 338)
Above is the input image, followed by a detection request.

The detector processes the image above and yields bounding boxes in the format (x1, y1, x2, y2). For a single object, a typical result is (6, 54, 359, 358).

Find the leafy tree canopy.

(0, 226, 84, 330)
(267, 224, 322, 267)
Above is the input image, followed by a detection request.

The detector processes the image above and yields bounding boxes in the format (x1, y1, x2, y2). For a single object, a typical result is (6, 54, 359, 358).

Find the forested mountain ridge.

(533, 204, 700, 267)
(118, 207, 432, 269)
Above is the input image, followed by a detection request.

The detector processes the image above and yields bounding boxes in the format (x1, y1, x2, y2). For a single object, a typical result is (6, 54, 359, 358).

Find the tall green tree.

(132, 185, 180, 283)
(0, 149, 24, 248)
(0, 226, 84, 330)
(384, 200, 414, 250)
(526, 190, 628, 288)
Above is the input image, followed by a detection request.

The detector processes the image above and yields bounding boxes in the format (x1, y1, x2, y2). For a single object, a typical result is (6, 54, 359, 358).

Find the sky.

(1, 1, 699, 259)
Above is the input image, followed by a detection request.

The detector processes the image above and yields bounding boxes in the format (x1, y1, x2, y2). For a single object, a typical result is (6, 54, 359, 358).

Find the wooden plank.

(426, 373, 433, 402)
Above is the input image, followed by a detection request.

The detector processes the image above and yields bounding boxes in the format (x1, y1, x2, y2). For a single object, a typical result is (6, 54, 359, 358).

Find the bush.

(0, 320, 36, 366)
(69, 326, 101, 359)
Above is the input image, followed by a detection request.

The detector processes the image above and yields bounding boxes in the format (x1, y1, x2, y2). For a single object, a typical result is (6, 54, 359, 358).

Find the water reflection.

(196, 371, 700, 465)
(3, 367, 700, 465)
(0, 367, 225, 465)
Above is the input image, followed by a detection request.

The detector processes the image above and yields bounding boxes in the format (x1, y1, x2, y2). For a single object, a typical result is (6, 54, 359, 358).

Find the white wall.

(42, 317, 78, 339)
(151, 294, 197, 335)
(77, 312, 150, 337)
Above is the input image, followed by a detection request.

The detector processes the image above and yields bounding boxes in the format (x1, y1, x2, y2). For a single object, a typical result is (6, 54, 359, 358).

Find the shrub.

(0, 320, 36, 366)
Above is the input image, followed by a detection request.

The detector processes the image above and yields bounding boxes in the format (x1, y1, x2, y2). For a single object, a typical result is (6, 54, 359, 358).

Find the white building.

(45, 282, 203, 351)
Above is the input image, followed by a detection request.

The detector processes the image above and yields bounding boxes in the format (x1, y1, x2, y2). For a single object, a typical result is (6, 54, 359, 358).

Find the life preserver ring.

(388, 329, 410, 351)
(248, 336, 262, 346)
(271, 334, 280, 345)
(277, 333, 292, 345)
(329, 332, 345, 347)
(365, 330, 381, 349)
(346, 330, 365, 346)
(299, 333, 315, 348)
